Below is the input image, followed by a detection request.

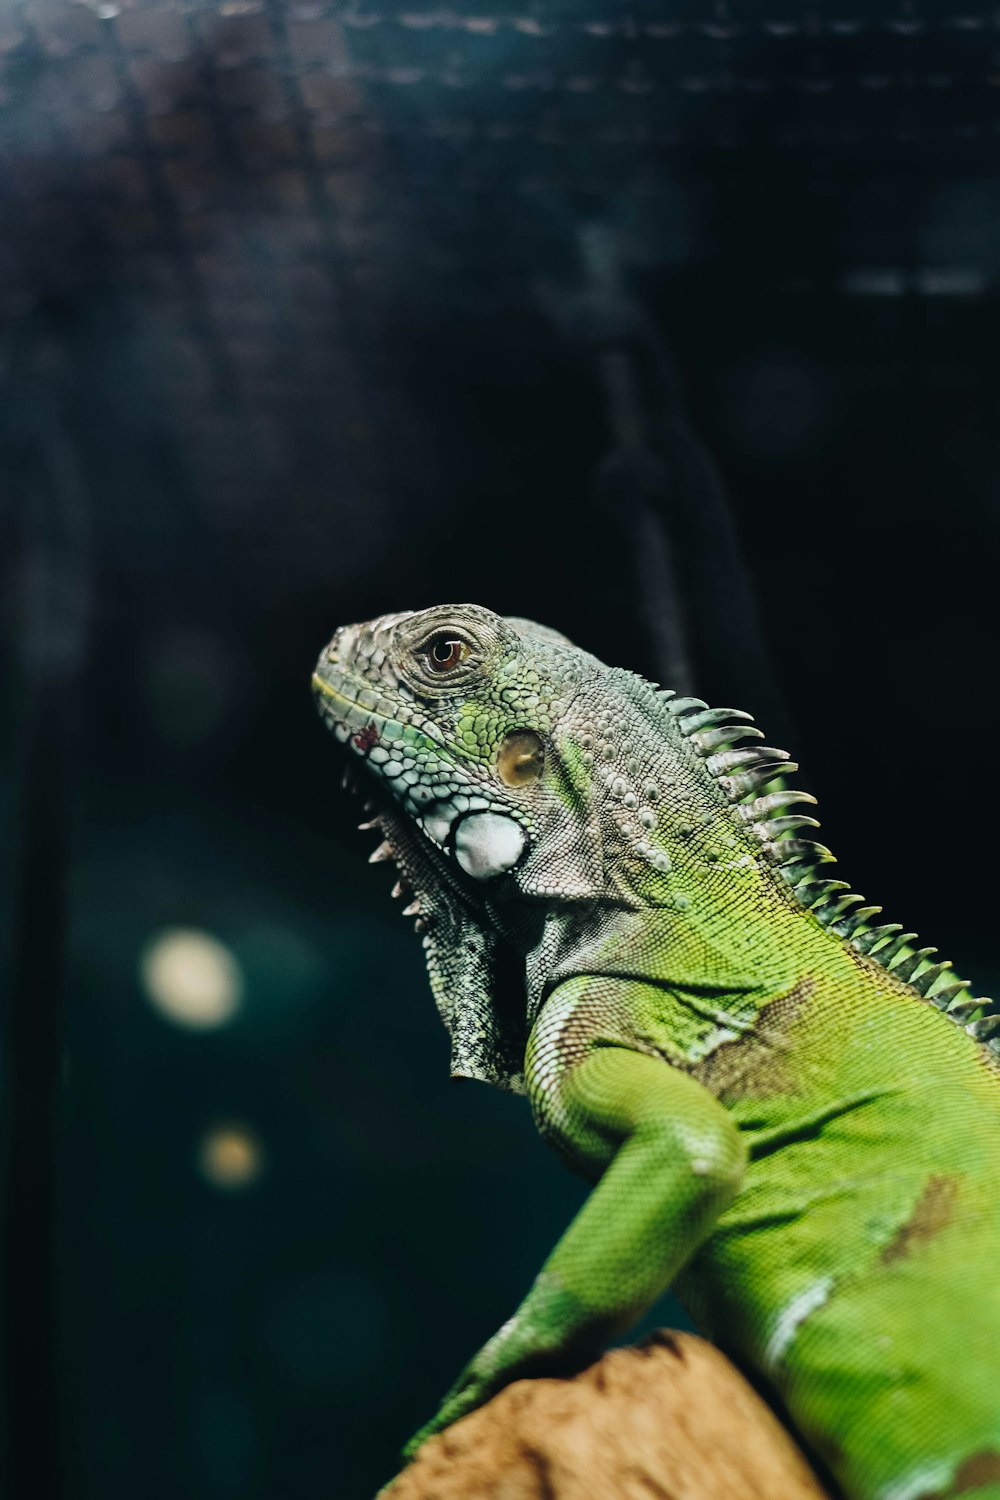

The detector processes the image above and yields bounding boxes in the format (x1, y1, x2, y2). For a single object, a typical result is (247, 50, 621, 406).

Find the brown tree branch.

(389, 1330, 831, 1500)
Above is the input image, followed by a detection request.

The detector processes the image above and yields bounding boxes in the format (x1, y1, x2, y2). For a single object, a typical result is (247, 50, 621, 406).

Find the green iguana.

(313, 603, 1000, 1500)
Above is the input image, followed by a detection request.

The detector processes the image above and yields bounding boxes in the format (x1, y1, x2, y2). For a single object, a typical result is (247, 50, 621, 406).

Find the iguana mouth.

(314, 640, 533, 881)
(312, 663, 495, 933)
(311, 665, 397, 740)
(311, 668, 362, 714)
(311, 666, 425, 918)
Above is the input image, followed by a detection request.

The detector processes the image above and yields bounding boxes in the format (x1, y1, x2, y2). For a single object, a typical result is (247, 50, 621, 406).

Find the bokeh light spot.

(140, 927, 243, 1030)
(198, 1123, 264, 1191)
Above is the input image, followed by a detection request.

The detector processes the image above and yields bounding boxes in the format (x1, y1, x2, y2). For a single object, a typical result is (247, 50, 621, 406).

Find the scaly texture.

(313, 605, 1000, 1500)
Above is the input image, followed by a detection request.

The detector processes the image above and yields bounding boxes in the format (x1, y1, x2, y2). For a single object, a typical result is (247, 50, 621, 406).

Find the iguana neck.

(506, 669, 984, 1032)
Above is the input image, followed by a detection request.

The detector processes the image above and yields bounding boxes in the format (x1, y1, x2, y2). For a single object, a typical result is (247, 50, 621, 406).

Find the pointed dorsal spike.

(369, 840, 394, 864)
(761, 814, 821, 837)
(779, 856, 837, 888)
(744, 746, 790, 765)
(740, 789, 818, 821)
(692, 725, 765, 755)
(794, 862, 837, 889)
(710, 747, 776, 777)
(681, 707, 755, 735)
(948, 998, 983, 1022)
(796, 878, 850, 904)
(874, 931, 918, 964)
(667, 696, 709, 716)
(831, 900, 878, 937)
(853, 923, 902, 955)
(773, 838, 836, 867)
(932, 979, 970, 1008)
(889, 946, 936, 983)
(722, 760, 799, 801)
(910, 960, 952, 997)
(814, 893, 864, 924)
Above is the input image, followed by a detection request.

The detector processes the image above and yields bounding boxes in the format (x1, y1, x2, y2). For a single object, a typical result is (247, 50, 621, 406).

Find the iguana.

(313, 603, 1000, 1500)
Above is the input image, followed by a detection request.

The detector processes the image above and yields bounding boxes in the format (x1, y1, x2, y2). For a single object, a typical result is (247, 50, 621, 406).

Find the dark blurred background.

(1, 1, 998, 1496)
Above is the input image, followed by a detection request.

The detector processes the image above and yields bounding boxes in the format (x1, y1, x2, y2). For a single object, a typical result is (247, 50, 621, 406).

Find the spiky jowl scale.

(314, 605, 1000, 1500)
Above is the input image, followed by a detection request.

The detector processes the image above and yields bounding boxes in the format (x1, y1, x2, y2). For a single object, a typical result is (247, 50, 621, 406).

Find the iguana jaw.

(312, 652, 531, 880)
(312, 666, 476, 943)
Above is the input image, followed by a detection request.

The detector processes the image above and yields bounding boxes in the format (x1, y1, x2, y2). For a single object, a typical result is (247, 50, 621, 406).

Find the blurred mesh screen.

(0, 5, 998, 1499)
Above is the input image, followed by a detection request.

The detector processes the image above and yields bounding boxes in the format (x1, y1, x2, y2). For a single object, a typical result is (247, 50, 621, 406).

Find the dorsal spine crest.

(648, 680, 993, 1049)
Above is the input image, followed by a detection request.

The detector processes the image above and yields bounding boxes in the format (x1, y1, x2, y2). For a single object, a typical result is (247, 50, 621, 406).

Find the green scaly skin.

(314, 604, 1000, 1500)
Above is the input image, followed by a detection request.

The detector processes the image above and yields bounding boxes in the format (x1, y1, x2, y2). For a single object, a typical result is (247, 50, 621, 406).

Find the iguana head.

(313, 602, 631, 1090)
(313, 603, 608, 900)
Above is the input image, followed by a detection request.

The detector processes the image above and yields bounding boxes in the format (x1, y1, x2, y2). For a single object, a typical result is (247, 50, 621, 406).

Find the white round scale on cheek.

(454, 812, 526, 880)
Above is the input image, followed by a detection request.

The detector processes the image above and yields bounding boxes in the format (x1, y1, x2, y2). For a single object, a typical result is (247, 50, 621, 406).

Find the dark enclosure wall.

(0, 3, 998, 1498)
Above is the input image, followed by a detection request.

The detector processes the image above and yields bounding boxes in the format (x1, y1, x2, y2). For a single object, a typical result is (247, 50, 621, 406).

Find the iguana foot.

(401, 1281, 599, 1462)
(400, 1354, 505, 1461)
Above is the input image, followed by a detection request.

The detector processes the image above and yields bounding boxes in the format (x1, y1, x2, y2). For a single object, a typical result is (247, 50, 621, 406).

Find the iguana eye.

(498, 730, 545, 786)
(423, 634, 472, 673)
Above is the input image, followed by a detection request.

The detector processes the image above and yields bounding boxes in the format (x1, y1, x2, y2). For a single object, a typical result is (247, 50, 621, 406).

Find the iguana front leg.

(403, 976, 746, 1459)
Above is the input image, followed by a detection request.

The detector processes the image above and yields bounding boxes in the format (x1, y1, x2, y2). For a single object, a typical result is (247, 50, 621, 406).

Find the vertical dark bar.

(2, 380, 90, 1500)
(648, 397, 795, 749)
(572, 223, 794, 741)
(592, 438, 695, 695)
(569, 226, 695, 694)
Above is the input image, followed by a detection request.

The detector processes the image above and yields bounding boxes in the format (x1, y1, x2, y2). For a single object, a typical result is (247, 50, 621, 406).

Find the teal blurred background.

(2, 3, 1000, 1497)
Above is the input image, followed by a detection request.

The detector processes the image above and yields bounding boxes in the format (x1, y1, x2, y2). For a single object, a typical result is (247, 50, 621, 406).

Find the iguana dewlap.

(313, 603, 1000, 1500)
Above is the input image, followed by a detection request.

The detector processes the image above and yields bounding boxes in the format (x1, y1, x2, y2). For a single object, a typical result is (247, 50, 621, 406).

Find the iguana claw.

(400, 1365, 496, 1462)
